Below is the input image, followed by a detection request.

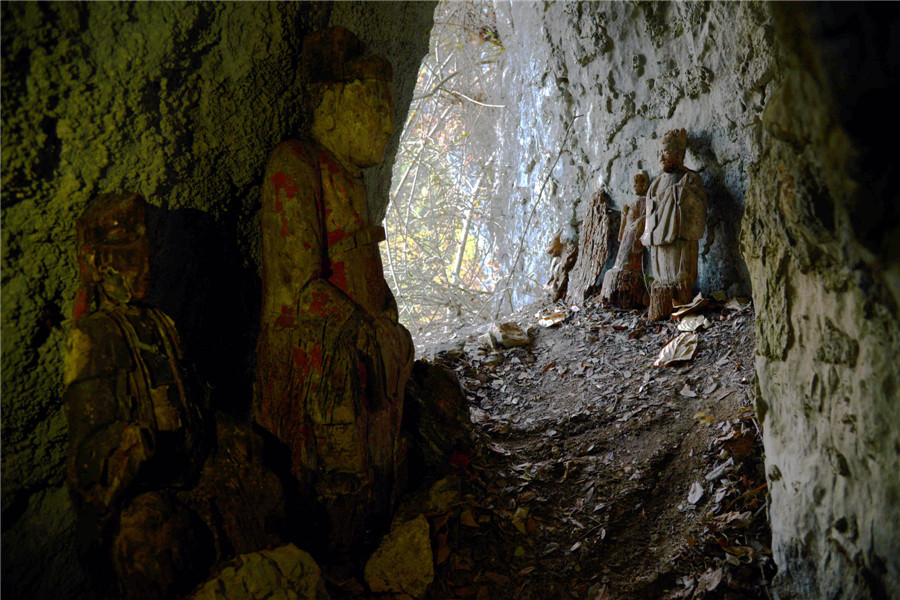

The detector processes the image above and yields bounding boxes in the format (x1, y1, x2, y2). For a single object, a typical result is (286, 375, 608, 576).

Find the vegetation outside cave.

(384, 0, 545, 344)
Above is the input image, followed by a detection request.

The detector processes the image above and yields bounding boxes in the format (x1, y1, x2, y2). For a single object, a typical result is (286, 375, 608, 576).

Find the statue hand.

(99, 422, 156, 508)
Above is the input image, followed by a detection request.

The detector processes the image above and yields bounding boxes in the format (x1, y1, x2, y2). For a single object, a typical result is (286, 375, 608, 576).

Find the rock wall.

(0, 2, 434, 597)
(490, 1, 773, 303)
(742, 4, 900, 598)
(492, 2, 899, 596)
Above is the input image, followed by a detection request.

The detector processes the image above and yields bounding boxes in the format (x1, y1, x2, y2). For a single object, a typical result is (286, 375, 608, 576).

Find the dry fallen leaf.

(653, 333, 699, 367)
(724, 297, 751, 311)
(460, 508, 479, 528)
(672, 293, 710, 318)
(697, 567, 724, 592)
(712, 510, 754, 529)
(688, 481, 705, 504)
(677, 314, 711, 332)
(536, 310, 567, 328)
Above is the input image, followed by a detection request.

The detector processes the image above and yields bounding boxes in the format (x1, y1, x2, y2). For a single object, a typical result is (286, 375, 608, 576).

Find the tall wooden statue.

(65, 193, 284, 600)
(600, 172, 650, 309)
(641, 129, 707, 320)
(254, 27, 414, 557)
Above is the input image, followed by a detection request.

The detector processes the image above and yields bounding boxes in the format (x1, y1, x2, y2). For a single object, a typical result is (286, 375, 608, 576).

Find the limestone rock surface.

(364, 515, 434, 598)
(191, 544, 328, 600)
(742, 5, 900, 599)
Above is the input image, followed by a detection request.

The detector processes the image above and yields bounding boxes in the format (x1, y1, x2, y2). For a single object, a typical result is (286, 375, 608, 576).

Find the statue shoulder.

(63, 312, 134, 386)
(264, 139, 322, 204)
(682, 169, 705, 190)
(268, 139, 321, 170)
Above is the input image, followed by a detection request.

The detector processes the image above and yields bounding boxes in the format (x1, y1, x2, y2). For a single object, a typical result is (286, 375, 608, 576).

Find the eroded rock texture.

(491, 2, 772, 301)
(743, 5, 900, 598)
(1, 3, 434, 597)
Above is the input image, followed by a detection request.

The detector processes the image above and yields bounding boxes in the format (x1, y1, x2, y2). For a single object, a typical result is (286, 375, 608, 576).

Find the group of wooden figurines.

(63, 27, 421, 599)
(547, 128, 708, 321)
(62, 24, 707, 598)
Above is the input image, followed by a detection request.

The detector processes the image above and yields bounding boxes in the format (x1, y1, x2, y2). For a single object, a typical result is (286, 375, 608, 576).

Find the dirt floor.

(329, 296, 775, 600)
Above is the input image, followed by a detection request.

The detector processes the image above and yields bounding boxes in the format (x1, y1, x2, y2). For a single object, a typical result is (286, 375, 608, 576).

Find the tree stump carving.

(567, 188, 612, 304)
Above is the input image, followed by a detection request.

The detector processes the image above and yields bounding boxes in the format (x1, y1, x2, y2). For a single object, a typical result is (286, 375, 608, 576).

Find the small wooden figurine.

(600, 172, 650, 309)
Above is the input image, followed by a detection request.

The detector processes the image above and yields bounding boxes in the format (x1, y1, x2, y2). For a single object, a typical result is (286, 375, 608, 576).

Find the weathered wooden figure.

(567, 187, 612, 304)
(64, 193, 284, 600)
(545, 227, 578, 303)
(253, 27, 414, 557)
(600, 172, 650, 309)
(641, 129, 707, 320)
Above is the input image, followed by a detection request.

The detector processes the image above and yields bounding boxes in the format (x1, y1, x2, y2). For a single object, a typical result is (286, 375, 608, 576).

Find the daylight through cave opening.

(384, 0, 547, 344)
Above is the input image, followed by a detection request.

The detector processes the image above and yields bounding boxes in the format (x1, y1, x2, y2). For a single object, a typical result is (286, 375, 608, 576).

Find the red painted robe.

(254, 138, 413, 553)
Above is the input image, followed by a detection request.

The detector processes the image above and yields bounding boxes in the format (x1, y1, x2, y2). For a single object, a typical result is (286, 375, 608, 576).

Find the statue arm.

(677, 172, 708, 241)
(640, 179, 660, 247)
(618, 204, 630, 243)
(262, 141, 332, 304)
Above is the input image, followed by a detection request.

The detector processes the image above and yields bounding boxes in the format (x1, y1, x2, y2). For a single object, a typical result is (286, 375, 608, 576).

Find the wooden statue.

(567, 187, 612, 304)
(545, 227, 578, 303)
(253, 27, 414, 557)
(600, 172, 650, 309)
(641, 129, 707, 320)
(65, 193, 285, 600)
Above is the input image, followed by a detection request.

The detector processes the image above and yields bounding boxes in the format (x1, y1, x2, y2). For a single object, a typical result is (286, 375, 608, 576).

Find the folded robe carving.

(253, 27, 414, 556)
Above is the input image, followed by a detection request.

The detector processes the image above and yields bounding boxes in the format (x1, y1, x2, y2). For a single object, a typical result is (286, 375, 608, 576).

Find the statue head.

(658, 128, 687, 173)
(302, 27, 394, 168)
(75, 192, 150, 318)
(634, 172, 649, 196)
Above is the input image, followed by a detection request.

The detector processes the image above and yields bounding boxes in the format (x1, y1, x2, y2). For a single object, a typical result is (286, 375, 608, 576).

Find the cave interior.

(1, 2, 898, 599)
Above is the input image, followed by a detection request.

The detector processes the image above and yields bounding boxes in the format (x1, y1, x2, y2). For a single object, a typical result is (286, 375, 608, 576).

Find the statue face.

(658, 143, 684, 173)
(95, 230, 151, 304)
(329, 79, 394, 168)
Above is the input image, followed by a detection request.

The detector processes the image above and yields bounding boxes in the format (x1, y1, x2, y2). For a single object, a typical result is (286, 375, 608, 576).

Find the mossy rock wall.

(742, 4, 900, 598)
(0, 2, 434, 597)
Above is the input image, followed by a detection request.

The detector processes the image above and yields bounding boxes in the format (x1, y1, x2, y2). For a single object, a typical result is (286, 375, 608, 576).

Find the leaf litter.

(404, 296, 772, 599)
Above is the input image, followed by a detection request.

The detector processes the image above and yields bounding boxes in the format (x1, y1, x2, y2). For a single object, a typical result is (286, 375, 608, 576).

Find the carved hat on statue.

(660, 128, 688, 156)
(74, 192, 150, 320)
(301, 26, 392, 85)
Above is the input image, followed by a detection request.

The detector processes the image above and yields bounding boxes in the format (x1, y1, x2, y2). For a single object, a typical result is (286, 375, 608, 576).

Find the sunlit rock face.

(0, 3, 433, 597)
(493, 2, 899, 597)
(490, 1, 773, 300)
(743, 4, 899, 598)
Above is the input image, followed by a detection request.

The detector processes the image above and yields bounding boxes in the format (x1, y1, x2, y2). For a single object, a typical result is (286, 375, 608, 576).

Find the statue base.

(600, 268, 649, 310)
(648, 281, 692, 321)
